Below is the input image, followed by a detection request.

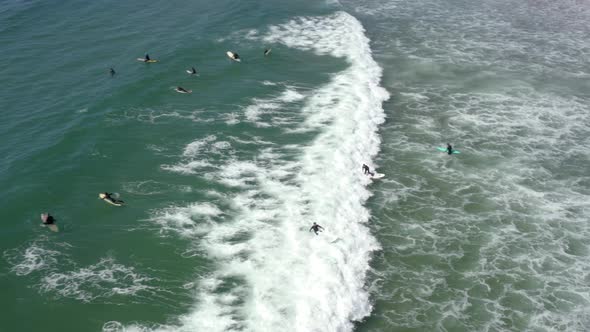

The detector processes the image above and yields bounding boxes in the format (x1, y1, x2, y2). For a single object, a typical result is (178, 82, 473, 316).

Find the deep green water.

(2, 0, 590, 331)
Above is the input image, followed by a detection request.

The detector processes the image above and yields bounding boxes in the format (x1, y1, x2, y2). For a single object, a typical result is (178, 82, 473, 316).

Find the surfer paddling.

(99, 192, 124, 205)
(264, 48, 271, 56)
(309, 222, 324, 235)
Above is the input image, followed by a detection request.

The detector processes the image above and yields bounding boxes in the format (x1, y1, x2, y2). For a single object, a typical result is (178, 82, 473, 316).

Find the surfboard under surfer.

(264, 49, 271, 56)
(309, 222, 324, 235)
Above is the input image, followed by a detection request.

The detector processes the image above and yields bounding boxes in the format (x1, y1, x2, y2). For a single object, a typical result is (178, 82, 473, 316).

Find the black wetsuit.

(104, 193, 124, 204)
(447, 144, 453, 155)
(191, 67, 197, 74)
(44, 215, 56, 225)
(110, 68, 116, 76)
(145, 54, 150, 61)
(233, 53, 240, 60)
(362, 164, 370, 174)
(310, 223, 324, 235)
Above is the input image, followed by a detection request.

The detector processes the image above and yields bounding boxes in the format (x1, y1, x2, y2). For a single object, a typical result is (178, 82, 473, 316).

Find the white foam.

(149, 202, 224, 238)
(39, 257, 155, 302)
(122, 180, 193, 196)
(163, 136, 234, 175)
(160, 160, 212, 175)
(242, 87, 305, 127)
(133, 11, 388, 332)
(3, 241, 62, 276)
(182, 135, 217, 157)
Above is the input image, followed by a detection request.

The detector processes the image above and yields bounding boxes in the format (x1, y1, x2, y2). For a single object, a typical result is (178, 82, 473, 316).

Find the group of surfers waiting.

(46, 48, 457, 235)
(108, 49, 271, 94)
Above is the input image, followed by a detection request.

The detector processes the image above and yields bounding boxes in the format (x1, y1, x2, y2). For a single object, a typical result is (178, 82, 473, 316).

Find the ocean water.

(1, 0, 589, 331)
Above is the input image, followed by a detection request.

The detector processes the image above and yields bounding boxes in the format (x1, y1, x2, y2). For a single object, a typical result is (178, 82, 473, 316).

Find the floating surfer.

(446, 143, 453, 155)
(41, 213, 56, 225)
(137, 54, 158, 63)
(109, 68, 116, 76)
(309, 222, 324, 235)
(264, 48, 271, 56)
(227, 51, 241, 62)
(99, 192, 124, 206)
(186, 67, 197, 75)
(175, 86, 192, 94)
(40, 213, 58, 232)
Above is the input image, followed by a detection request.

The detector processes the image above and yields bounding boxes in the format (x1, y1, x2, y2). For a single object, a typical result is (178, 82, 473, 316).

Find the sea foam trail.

(114, 11, 388, 332)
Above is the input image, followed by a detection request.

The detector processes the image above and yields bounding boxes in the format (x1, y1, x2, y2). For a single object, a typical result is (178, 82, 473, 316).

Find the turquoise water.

(2, 0, 590, 331)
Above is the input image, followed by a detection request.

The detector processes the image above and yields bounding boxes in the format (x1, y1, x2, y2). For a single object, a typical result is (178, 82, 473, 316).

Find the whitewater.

(103, 12, 389, 332)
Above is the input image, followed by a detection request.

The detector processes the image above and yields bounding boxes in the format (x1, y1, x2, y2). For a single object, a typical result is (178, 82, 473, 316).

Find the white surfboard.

(175, 88, 192, 94)
(370, 173, 385, 179)
(99, 193, 124, 206)
(137, 58, 158, 63)
(226, 51, 241, 62)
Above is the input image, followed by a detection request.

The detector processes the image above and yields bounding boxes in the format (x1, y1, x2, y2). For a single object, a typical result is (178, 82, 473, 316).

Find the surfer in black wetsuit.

(110, 68, 116, 76)
(233, 53, 240, 60)
(190, 67, 197, 75)
(176, 86, 189, 93)
(42, 214, 56, 225)
(446, 143, 453, 155)
(264, 49, 271, 56)
(309, 222, 324, 235)
(100, 192, 114, 200)
(100, 192, 124, 204)
(144, 54, 151, 62)
(362, 164, 370, 174)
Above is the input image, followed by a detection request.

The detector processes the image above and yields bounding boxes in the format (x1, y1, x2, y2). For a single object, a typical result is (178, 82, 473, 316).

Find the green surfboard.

(437, 147, 460, 154)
